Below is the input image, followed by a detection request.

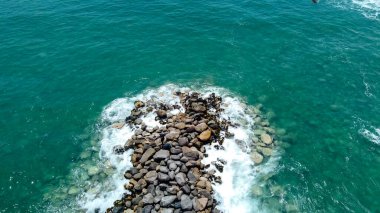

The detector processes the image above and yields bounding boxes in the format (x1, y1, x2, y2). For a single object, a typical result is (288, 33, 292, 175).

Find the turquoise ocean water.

(0, 0, 379, 212)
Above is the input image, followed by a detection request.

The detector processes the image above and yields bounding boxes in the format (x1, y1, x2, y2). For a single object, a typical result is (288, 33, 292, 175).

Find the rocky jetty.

(105, 91, 278, 213)
(107, 92, 228, 213)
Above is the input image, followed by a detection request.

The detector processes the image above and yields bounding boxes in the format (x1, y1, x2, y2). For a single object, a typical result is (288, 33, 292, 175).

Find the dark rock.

(142, 205, 153, 213)
(139, 148, 156, 164)
(163, 143, 172, 150)
(153, 150, 170, 161)
(156, 110, 167, 118)
(175, 172, 187, 186)
(191, 102, 207, 112)
(178, 137, 189, 146)
(142, 193, 154, 204)
(158, 172, 170, 182)
(180, 194, 193, 210)
(113, 145, 125, 154)
(160, 195, 177, 207)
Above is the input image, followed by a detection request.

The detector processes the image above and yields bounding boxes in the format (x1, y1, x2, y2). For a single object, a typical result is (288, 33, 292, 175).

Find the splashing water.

(47, 84, 282, 213)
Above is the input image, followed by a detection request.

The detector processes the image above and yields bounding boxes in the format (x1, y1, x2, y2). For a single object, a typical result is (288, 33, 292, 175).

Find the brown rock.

(134, 101, 145, 108)
(261, 133, 273, 145)
(165, 130, 180, 140)
(193, 197, 208, 211)
(198, 130, 212, 141)
(140, 148, 156, 164)
(175, 122, 186, 130)
(251, 152, 263, 164)
(112, 122, 125, 129)
(182, 146, 199, 160)
(157, 110, 167, 118)
(195, 123, 208, 132)
(144, 171, 158, 183)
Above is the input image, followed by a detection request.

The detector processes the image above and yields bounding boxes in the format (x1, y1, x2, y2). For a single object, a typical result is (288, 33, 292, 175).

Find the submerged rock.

(261, 133, 273, 145)
(251, 152, 264, 165)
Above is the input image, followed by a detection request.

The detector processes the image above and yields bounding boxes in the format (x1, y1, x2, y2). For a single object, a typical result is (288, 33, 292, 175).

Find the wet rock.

(191, 102, 207, 112)
(258, 147, 273, 156)
(157, 110, 167, 118)
(113, 145, 125, 154)
(112, 122, 125, 129)
(68, 186, 80, 195)
(87, 166, 100, 176)
(261, 133, 273, 145)
(134, 101, 145, 108)
(251, 152, 263, 164)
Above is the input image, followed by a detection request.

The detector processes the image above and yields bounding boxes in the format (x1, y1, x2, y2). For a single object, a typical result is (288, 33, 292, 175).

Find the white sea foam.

(77, 84, 280, 212)
(352, 0, 380, 18)
(330, 0, 380, 20)
(360, 126, 380, 145)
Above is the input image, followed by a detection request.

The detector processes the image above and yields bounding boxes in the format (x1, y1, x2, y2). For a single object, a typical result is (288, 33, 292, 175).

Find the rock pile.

(107, 92, 227, 213)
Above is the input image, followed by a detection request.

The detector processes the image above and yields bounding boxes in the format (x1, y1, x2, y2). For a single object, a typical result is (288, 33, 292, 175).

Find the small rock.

(142, 193, 154, 204)
(157, 110, 167, 118)
(140, 148, 156, 164)
(251, 152, 263, 164)
(193, 197, 208, 211)
(191, 102, 207, 112)
(134, 100, 145, 108)
(198, 130, 212, 141)
(112, 122, 125, 129)
(261, 133, 273, 145)
(144, 171, 158, 183)
(160, 195, 177, 207)
(87, 166, 99, 176)
(180, 194, 192, 210)
(158, 172, 170, 182)
(178, 137, 189, 146)
(113, 145, 124, 154)
(175, 172, 187, 186)
(165, 130, 180, 140)
(195, 123, 208, 132)
(182, 147, 199, 160)
(160, 208, 174, 213)
(154, 150, 170, 161)
(175, 122, 186, 129)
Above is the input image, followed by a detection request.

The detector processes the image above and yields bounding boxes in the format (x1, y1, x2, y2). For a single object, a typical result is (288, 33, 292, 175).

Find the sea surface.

(0, 0, 379, 212)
